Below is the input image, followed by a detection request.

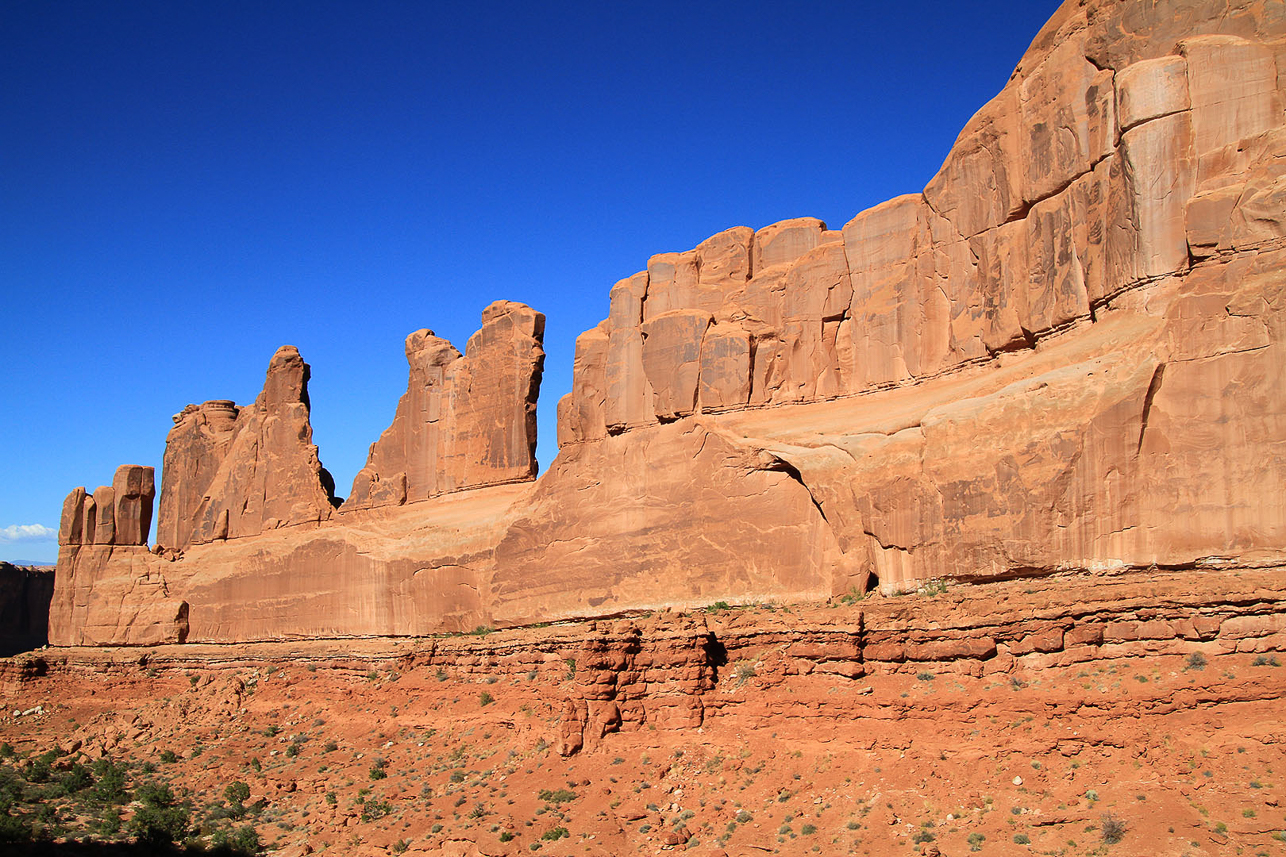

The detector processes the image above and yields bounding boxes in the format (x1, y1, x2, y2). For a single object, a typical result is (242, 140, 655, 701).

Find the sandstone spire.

(344, 300, 545, 510)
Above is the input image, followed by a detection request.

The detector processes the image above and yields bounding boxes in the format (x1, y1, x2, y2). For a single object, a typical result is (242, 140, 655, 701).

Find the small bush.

(1013, 832, 1031, 844)
(285, 742, 300, 758)
(479, 691, 494, 707)
(57, 762, 93, 795)
(735, 810, 753, 824)
(538, 788, 576, 805)
(91, 758, 129, 805)
(95, 806, 122, 836)
(1101, 811, 1127, 844)
(1252, 655, 1281, 667)
(361, 799, 393, 822)
(921, 578, 949, 597)
(213, 824, 260, 855)
(323, 740, 338, 753)
(370, 760, 388, 780)
(129, 785, 190, 845)
(967, 832, 986, 851)
(224, 781, 251, 806)
(0, 813, 33, 843)
(541, 826, 569, 841)
(733, 661, 757, 685)
(499, 831, 515, 842)
(1187, 652, 1208, 671)
(159, 750, 178, 764)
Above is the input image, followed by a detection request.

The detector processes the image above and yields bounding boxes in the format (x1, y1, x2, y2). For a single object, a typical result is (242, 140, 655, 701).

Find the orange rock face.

(47, 0, 1286, 646)
(154, 346, 338, 552)
(155, 400, 239, 551)
(344, 300, 545, 511)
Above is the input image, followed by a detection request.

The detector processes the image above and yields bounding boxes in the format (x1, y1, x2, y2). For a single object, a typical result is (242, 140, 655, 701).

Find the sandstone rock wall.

(557, 5, 1286, 445)
(58, 465, 156, 549)
(172, 346, 338, 548)
(50, 464, 189, 647)
(344, 300, 545, 511)
(45, 0, 1286, 646)
(155, 400, 239, 551)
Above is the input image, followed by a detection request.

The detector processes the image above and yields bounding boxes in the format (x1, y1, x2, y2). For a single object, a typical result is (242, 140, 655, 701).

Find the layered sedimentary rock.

(344, 301, 545, 511)
(47, 0, 1286, 646)
(51, 465, 187, 647)
(557, 24, 1284, 439)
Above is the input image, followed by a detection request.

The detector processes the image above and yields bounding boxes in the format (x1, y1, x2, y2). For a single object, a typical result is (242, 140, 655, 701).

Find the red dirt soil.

(3, 566, 1284, 856)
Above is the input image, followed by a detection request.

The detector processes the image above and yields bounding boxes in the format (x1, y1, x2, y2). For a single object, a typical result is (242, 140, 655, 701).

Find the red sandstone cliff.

(47, 0, 1286, 646)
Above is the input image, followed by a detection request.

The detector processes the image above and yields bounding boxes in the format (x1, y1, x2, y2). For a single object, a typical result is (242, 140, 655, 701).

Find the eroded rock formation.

(51, 465, 187, 647)
(58, 465, 156, 549)
(345, 300, 546, 511)
(155, 400, 239, 551)
(46, 0, 1286, 646)
(168, 346, 338, 548)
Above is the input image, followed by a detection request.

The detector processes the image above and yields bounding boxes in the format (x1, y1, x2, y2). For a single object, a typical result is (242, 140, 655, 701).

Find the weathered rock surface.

(344, 301, 545, 511)
(48, 0, 1286, 646)
(158, 347, 338, 550)
(156, 400, 239, 550)
(58, 465, 155, 548)
(51, 466, 188, 646)
(559, 12, 1285, 441)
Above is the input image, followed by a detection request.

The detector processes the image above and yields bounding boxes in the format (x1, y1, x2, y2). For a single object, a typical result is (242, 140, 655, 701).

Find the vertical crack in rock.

(1137, 362, 1167, 454)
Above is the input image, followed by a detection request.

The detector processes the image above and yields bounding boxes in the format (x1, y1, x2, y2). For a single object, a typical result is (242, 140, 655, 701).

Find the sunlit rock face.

(48, 0, 1286, 646)
(344, 300, 546, 512)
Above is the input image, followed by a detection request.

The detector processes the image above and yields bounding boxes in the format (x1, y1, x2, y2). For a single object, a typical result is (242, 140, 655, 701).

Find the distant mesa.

(40, 0, 1286, 647)
(0, 561, 53, 656)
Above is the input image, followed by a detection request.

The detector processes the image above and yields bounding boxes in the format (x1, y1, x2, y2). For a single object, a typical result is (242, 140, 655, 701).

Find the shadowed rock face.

(46, 0, 1286, 646)
(0, 562, 53, 656)
(344, 300, 546, 511)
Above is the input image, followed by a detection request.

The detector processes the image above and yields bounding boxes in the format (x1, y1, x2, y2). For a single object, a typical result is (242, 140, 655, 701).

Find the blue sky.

(0, 1, 1063, 564)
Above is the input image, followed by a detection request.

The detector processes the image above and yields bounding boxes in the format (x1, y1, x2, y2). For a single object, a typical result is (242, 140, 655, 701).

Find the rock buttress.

(344, 300, 545, 511)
